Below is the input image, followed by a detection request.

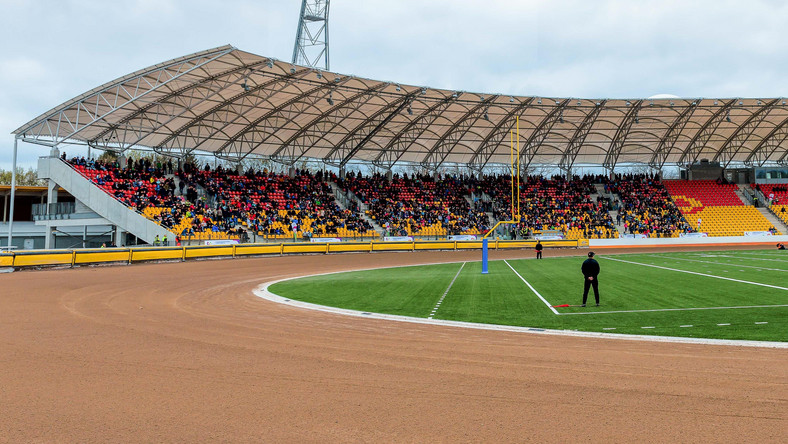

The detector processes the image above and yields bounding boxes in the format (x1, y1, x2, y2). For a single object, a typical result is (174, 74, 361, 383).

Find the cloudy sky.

(2, 0, 788, 168)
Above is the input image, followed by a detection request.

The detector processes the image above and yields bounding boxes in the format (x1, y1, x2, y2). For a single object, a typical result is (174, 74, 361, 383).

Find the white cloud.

(1, 0, 788, 167)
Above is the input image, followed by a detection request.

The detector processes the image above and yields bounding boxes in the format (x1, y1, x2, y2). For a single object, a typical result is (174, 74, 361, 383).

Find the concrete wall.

(37, 157, 175, 244)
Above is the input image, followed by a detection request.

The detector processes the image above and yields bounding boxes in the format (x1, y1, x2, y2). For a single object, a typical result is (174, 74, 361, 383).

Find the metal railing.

(32, 202, 76, 220)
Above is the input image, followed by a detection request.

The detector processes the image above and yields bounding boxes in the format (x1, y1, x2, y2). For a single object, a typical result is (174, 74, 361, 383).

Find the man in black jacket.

(581, 252, 600, 307)
(535, 240, 543, 259)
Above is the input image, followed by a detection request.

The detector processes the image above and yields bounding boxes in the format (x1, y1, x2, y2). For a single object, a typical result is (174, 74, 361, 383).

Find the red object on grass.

(552, 304, 570, 308)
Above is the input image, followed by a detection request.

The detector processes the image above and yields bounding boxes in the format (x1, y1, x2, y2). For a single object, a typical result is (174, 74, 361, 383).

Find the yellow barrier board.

(372, 242, 413, 251)
(234, 244, 283, 256)
(455, 241, 485, 249)
(184, 246, 235, 259)
(74, 250, 131, 264)
(131, 247, 184, 262)
(542, 240, 578, 248)
(0, 253, 13, 267)
(414, 242, 456, 250)
(13, 251, 73, 267)
(282, 243, 327, 254)
(328, 243, 372, 253)
(497, 241, 534, 249)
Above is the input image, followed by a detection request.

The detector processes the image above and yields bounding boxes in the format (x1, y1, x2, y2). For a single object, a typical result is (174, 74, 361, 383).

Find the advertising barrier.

(534, 235, 565, 240)
(309, 237, 342, 243)
(447, 235, 477, 241)
(1, 238, 581, 270)
(383, 236, 413, 242)
(619, 234, 647, 239)
(204, 239, 240, 245)
(744, 231, 773, 236)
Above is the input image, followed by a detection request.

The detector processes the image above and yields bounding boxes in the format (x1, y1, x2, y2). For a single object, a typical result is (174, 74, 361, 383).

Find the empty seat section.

(664, 180, 778, 236)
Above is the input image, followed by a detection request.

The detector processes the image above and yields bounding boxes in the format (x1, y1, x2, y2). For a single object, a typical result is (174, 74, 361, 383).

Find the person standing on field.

(581, 252, 600, 307)
(535, 240, 543, 259)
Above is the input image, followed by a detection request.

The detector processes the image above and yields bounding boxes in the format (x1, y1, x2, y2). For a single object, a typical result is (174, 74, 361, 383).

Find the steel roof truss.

(678, 99, 736, 165)
(603, 100, 644, 171)
(649, 105, 697, 169)
(420, 96, 498, 170)
(265, 83, 392, 164)
(466, 100, 535, 172)
(327, 94, 416, 167)
(558, 100, 607, 173)
(152, 69, 313, 155)
(744, 115, 788, 167)
(714, 99, 779, 168)
(520, 99, 571, 171)
(372, 97, 456, 170)
(22, 48, 234, 147)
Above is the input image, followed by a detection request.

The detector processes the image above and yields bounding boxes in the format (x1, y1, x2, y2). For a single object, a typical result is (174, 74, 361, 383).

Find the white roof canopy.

(14, 45, 788, 170)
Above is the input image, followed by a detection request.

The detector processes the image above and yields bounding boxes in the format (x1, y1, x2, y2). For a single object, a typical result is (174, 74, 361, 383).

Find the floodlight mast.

(292, 0, 330, 70)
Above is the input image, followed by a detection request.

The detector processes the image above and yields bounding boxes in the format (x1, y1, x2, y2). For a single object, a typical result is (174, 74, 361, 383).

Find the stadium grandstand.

(3, 45, 788, 249)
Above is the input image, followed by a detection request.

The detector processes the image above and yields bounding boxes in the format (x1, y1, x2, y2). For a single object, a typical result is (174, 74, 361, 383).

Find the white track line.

(603, 256, 788, 291)
(428, 262, 465, 320)
(503, 259, 559, 315)
(649, 255, 788, 273)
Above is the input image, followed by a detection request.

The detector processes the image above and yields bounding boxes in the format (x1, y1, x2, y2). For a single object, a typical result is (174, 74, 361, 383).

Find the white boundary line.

(603, 256, 788, 291)
(648, 255, 788, 273)
(713, 254, 788, 263)
(560, 303, 788, 315)
(254, 278, 788, 349)
(503, 259, 559, 315)
(429, 262, 465, 319)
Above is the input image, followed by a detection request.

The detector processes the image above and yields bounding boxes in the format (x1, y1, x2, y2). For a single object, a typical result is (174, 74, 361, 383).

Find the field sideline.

(269, 249, 788, 342)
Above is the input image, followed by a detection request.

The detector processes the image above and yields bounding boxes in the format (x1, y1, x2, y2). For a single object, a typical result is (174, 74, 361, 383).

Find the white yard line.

(716, 254, 788, 263)
(428, 262, 466, 320)
(651, 255, 788, 273)
(503, 259, 559, 315)
(603, 256, 788, 291)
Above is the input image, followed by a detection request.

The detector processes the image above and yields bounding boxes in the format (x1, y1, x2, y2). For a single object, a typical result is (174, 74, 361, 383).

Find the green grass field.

(269, 249, 788, 342)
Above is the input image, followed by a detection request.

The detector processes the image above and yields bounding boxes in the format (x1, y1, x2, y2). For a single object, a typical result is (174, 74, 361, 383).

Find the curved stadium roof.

(13, 45, 788, 171)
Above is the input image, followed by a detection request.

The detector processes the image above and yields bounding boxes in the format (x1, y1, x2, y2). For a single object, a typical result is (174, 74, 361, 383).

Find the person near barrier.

(581, 251, 600, 307)
(535, 240, 543, 259)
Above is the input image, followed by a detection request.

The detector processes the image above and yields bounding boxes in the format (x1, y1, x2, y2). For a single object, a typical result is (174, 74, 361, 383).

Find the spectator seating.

(67, 156, 782, 242)
(607, 174, 692, 238)
(68, 158, 375, 242)
(772, 205, 788, 226)
(483, 175, 617, 240)
(755, 184, 788, 205)
(339, 172, 488, 237)
(664, 180, 778, 236)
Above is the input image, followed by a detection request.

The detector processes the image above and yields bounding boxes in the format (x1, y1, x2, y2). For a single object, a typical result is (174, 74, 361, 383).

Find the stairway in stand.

(327, 180, 384, 235)
(757, 208, 788, 235)
(595, 184, 622, 229)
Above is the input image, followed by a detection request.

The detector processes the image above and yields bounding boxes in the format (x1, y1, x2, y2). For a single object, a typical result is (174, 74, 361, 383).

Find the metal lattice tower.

(292, 0, 330, 70)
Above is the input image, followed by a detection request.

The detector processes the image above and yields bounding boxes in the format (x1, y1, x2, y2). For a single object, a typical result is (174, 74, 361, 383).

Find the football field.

(269, 249, 788, 342)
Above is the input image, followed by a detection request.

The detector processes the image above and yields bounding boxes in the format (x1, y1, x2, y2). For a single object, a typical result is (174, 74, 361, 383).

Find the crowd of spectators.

(606, 173, 694, 237)
(482, 174, 617, 239)
(186, 166, 374, 238)
(65, 154, 706, 242)
(66, 156, 374, 241)
(337, 171, 490, 236)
